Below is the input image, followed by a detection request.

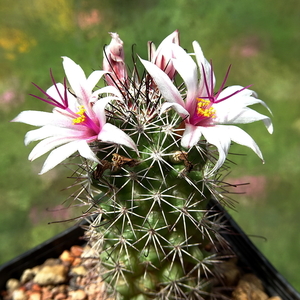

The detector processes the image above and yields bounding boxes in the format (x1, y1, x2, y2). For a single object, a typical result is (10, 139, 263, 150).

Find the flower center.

(196, 98, 216, 118)
(73, 106, 86, 124)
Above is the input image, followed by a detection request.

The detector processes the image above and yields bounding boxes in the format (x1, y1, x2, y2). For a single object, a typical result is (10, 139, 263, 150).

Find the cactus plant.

(12, 31, 273, 299)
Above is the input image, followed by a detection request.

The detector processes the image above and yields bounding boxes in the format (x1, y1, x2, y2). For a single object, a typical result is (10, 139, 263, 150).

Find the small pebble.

(232, 273, 269, 300)
(215, 258, 240, 286)
(69, 290, 87, 300)
(241, 273, 264, 290)
(31, 284, 42, 292)
(51, 285, 68, 296)
(41, 286, 52, 300)
(59, 250, 74, 265)
(70, 266, 87, 277)
(12, 289, 26, 300)
(84, 278, 106, 298)
(27, 291, 42, 300)
(33, 265, 67, 285)
(71, 257, 82, 267)
(20, 269, 36, 284)
(70, 246, 84, 257)
(6, 279, 20, 292)
(54, 292, 67, 300)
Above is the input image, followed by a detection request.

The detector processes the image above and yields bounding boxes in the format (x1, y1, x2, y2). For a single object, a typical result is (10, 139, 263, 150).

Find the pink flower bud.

(148, 30, 180, 81)
(103, 32, 128, 88)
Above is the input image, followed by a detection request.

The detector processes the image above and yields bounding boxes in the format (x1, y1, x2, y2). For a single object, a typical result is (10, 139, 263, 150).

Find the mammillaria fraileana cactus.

(12, 31, 272, 299)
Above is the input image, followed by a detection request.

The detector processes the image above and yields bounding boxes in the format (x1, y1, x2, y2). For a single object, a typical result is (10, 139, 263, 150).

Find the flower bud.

(148, 30, 180, 81)
(103, 32, 128, 88)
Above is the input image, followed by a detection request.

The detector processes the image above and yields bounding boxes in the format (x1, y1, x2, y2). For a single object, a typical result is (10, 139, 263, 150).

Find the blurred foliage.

(0, 0, 299, 291)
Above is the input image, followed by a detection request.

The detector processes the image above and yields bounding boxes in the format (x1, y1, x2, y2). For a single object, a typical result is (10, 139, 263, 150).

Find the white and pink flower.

(140, 41, 273, 172)
(12, 57, 136, 174)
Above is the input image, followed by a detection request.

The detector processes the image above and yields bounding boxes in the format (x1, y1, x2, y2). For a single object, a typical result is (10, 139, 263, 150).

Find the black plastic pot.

(0, 202, 299, 300)
(207, 199, 300, 300)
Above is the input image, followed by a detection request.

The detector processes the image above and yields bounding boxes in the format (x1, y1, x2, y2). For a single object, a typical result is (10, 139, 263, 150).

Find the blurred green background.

(1, 0, 299, 291)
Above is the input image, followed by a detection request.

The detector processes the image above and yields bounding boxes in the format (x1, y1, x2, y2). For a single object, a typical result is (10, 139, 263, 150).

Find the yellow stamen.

(196, 98, 216, 118)
(73, 106, 86, 124)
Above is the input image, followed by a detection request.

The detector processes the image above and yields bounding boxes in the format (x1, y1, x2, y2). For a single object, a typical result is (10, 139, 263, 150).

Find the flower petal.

(25, 126, 62, 145)
(149, 30, 180, 80)
(12, 111, 71, 127)
(139, 57, 185, 107)
(46, 83, 78, 112)
(98, 123, 137, 152)
(153, 30, 179, 58)
(216, 106, 273, 134)
(227, 125, 264, 161)
(86, 70, 107, 92)
(62, 56, 93, 111)
(200, 126, 231, 173)
(218, 86, 272, 114)
(25, 126, 88, 146)
(92, 97, 114, 128)
(192, 41, 216, 95)
(94, 85, 123, 99)
(39, 140, 80, 174)
(62, 56, 87, 93)
(218, 85, 256, 99)
(181, 123, 203, 148)
(29, 136, 76, 161)
(77, 140, 99, 163)
(160, 102, 189, 118)
(171, 44, 198, 110)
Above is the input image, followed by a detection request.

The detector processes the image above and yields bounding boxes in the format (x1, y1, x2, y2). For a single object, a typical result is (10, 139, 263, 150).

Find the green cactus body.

(85, 89, 221, 299)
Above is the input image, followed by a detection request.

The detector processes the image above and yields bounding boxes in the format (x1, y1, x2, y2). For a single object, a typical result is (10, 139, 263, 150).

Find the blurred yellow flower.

(0, 28, 37, 60)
